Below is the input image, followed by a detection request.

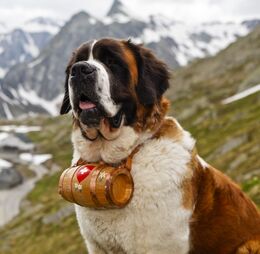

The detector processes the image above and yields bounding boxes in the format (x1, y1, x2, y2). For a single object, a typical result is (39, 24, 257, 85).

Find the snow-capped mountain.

(23, 17, 63, 34)
(0, 0, 259, 119)
(0, 17, 63, 79)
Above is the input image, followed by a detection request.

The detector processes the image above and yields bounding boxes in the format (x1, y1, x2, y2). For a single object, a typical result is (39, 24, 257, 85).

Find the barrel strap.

(123, 145, 141, 171)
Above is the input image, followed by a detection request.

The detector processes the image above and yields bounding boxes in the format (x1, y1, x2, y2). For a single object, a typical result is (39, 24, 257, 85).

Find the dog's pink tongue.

(79, 101, 96, 110)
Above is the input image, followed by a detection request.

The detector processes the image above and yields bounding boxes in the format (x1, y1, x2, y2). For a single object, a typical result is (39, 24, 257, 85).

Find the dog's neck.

(71, 125, 154, 165)
(71, 98, 170, 165)
(71, 115, 196, 168)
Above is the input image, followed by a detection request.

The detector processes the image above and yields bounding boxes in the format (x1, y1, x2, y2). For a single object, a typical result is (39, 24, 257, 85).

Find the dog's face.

(60, 38, 169, 139)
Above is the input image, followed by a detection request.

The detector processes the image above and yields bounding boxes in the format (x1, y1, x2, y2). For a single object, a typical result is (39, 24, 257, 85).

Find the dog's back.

(189, 162, 260, 254)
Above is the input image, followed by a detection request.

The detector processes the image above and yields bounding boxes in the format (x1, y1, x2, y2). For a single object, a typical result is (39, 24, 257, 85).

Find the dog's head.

(60, 38, 170, 140)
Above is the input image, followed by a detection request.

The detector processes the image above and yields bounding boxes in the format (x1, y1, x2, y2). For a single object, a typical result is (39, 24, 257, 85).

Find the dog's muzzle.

(70, 61, 123, 129)
(70, 62, 102, 127)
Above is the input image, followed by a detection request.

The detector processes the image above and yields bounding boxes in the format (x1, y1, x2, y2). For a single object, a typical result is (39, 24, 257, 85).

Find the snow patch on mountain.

(0, 158, 12, 169)
(0, 68, 7, 78)
(2, 103, 13, 119)
(222, 84, 260, 104)
(0, 125, 41, 133)
(22, 17, 64, 34)
(103, 14, 130, 24)
(89, 18, 97, 25)
(19, 153, 52, 165)
(28, 57, 45, 68)
(0, 17, 63, 35)
(0, 90, 18, 105)
(23, 33, 39, 57)
(0, 17, 63, 80)
(18, 87, 63, 116)
(136, 16, 250, 66)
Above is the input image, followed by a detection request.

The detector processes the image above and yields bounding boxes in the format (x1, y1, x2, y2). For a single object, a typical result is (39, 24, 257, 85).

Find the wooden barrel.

(58, 163, 134, 209)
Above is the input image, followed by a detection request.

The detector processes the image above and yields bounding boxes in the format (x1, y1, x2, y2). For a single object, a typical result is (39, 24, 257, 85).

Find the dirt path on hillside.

(0, 164, 47, 227)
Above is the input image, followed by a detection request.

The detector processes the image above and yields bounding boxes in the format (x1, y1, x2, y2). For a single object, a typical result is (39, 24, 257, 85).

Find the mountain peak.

(71, 11, 92, 20)
(107, 0, 128, 17)
(25, 17, 62, 27)
(241, 19, 260, 30)
(21, 16, 64, 34)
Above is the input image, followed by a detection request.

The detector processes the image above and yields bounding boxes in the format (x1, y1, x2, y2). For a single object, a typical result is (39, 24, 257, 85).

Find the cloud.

(0, 0, 113, 29)
(0, 6, 56, 29)
(0, 0, 259, 29)
(123, 0, 222, 22)
(123, 0, 260, 22)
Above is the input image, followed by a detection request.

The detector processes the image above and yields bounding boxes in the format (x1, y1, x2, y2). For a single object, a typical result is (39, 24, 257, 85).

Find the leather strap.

(123, 145, 141, 171)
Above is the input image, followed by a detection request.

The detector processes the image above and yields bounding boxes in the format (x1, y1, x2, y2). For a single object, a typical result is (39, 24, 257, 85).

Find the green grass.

(26, 115, 73, 168)
(242, 177, 260, 205)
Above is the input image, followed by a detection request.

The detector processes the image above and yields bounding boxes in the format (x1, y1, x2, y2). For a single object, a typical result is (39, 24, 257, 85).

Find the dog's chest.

(75, 138, 193, 254)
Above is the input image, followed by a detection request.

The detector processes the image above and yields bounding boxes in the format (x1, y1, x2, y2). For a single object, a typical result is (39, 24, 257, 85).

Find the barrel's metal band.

(70, 165, 83, 206)
(59, 168, 67, 196)
(89, 165, 105, 208)
(105, 169, 115, 207)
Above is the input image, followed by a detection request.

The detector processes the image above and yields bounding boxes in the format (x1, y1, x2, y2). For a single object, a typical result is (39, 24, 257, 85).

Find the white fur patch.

(181, 130, 195, 151)
(100, 126, 139, 163)
(72, 126, 139, 165)
(173, 118, 183, 130)
(86, 40, 120, 117)
(170, 117, 195, 151)
(88, 40, 97, 60)
(197, 155, 208, 169)
(68, 76, 75, 113)
(86, 59, 120, 117)
(71, 128, 102, 164)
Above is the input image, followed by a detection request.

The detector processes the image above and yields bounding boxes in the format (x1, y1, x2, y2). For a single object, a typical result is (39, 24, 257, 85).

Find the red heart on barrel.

(76, 165, 95, 183)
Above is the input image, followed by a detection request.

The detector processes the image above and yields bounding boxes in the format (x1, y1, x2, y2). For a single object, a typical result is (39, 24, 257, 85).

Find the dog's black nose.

(71, 62, 95, 77)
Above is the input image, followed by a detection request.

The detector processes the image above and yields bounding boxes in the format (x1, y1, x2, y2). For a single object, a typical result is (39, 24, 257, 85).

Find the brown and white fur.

(60, 38, 260, 254)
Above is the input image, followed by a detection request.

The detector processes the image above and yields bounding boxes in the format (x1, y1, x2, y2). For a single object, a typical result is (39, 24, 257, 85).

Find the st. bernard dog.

(60, 38, 260, 254)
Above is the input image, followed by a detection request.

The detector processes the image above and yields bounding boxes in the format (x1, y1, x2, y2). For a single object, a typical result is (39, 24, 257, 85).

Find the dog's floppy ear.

(60, 53, 76, 115)
(127, 40, 170, 106)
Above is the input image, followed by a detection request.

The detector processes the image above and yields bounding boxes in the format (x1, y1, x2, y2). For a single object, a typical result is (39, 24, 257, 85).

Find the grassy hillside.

(0, 115, 86, 254)
(166, 26, 260, 205)
(0, 27, 260, 253)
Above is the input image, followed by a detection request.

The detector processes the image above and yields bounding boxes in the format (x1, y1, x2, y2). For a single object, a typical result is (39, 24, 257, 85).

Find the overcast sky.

(0, 0, 259, 28)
